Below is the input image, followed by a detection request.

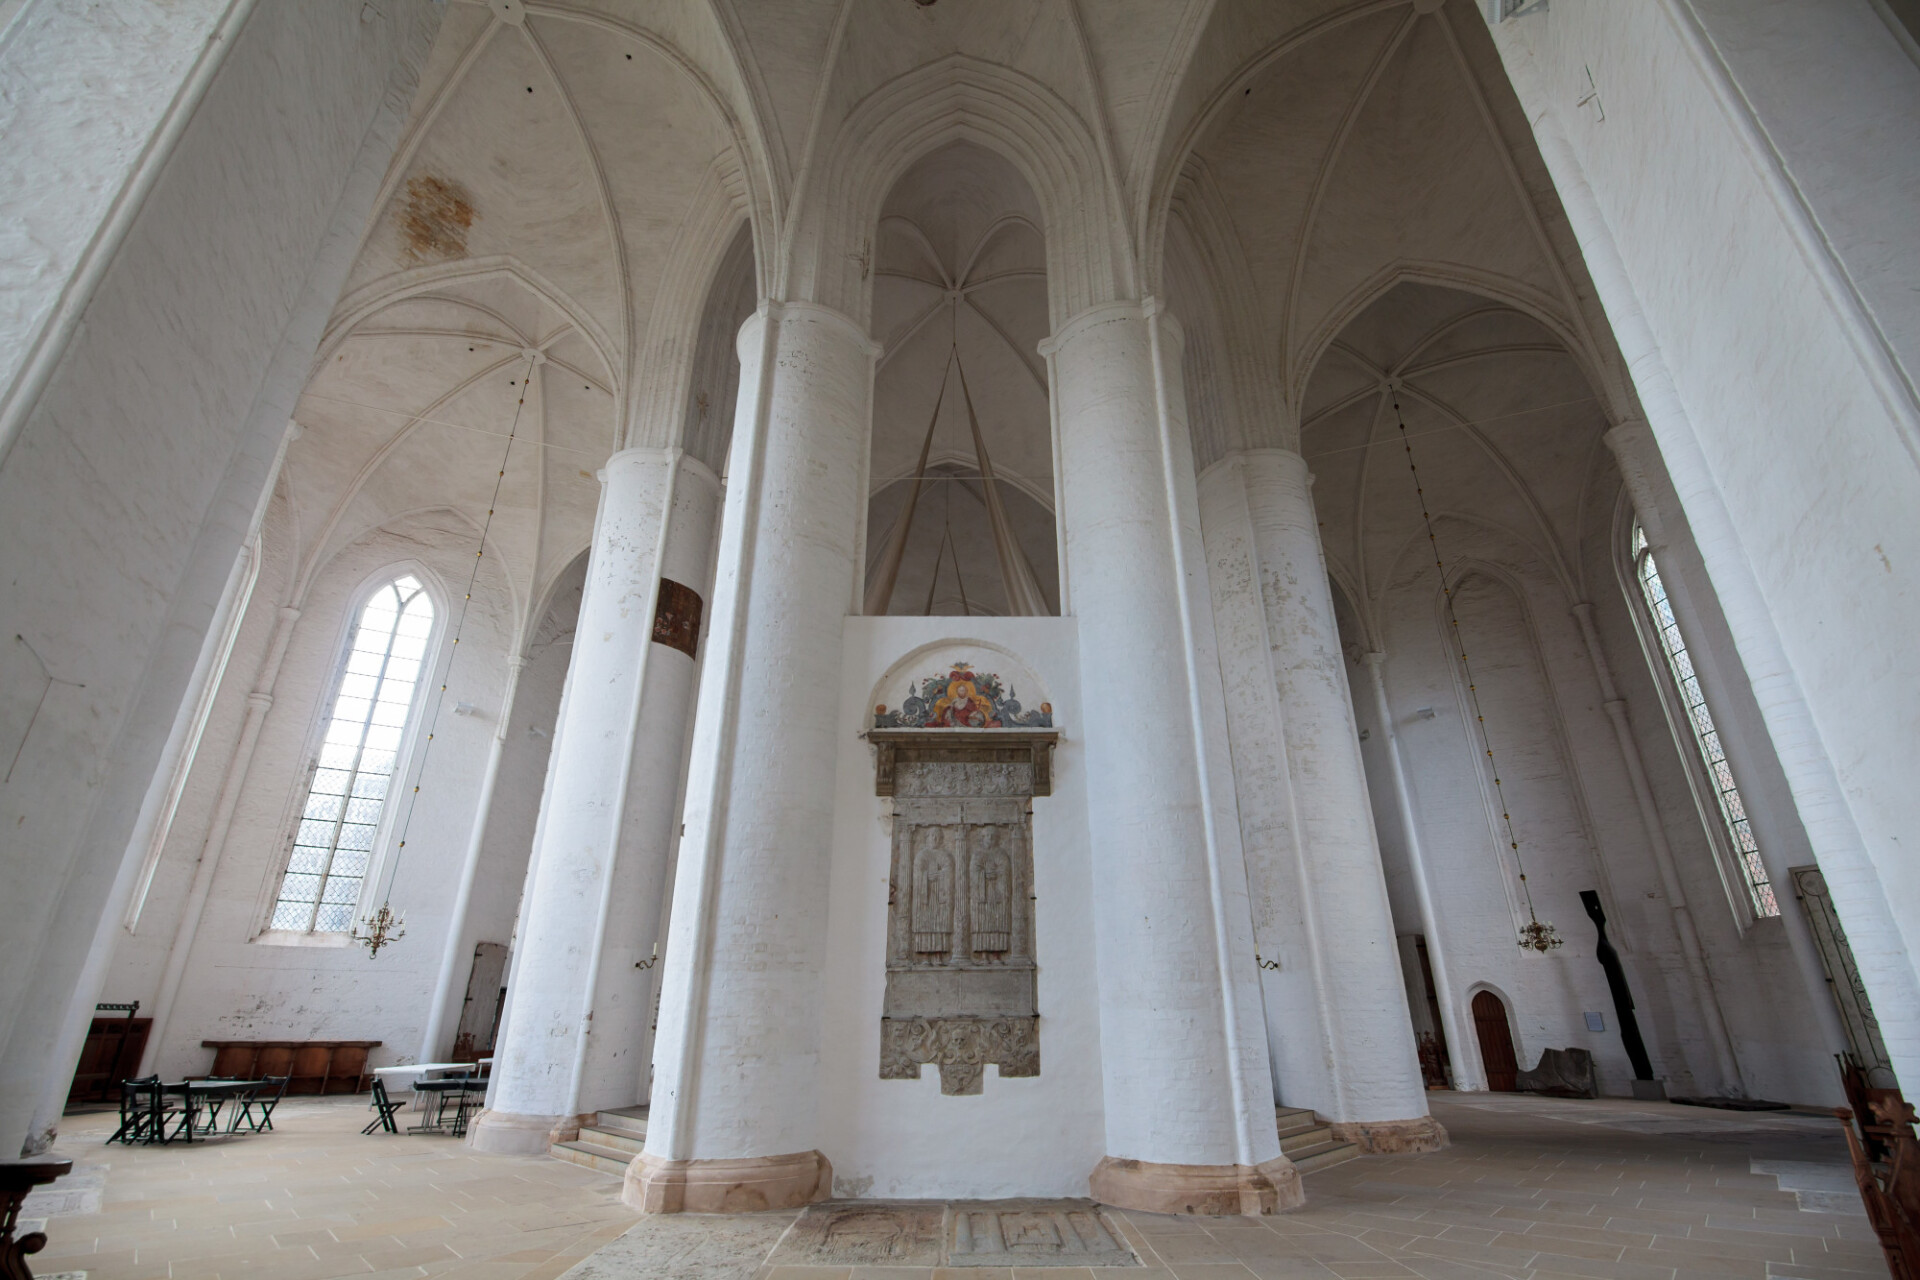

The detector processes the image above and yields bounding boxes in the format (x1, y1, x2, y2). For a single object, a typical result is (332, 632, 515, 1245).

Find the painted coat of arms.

(873, 663, 1052, 729)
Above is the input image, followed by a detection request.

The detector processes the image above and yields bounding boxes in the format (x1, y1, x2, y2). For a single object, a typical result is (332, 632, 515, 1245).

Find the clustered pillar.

(1199, 449, 1446, 1152)
(632, 303, 877, 1213)
(1044, 302, 1295, 1214)
(470, 448, 719, 1155)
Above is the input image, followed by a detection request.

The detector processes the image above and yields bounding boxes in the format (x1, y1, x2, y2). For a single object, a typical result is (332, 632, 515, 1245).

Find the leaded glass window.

(271, 576, 434, 933)
(1630, 523, 1778, 918)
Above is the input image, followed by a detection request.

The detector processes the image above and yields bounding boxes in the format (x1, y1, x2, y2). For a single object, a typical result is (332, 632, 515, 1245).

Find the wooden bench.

(200, 1041, 380, 1095)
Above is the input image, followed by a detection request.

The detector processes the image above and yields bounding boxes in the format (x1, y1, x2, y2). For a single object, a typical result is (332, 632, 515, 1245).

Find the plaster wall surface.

(1577, 497, 1838, 1106)
(0, 0, 237, 462)
(0, 0, 438, 1153)
(1348, 518, 1835, 1105)
(1486, 0, 1920, 1087)
(821, 622, 1101, 1200)
(1686, 0, 1920, 387)
(108, 510, 518, 1078)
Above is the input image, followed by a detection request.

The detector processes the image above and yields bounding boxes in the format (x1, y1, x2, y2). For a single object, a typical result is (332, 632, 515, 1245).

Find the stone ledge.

(1088, 1154, 1304, 1215)
(1329, 1115, 1449, 1153)
(624, 1149, 833, 1214)
(465, 1108, 590, 1156)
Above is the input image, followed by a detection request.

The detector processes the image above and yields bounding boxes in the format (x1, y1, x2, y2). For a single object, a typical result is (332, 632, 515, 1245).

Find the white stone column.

(1043, 302, 1291, 1215)
(418, 654, 524, 1064)
(1234, 449, 1441, 1151)
(470, 449, 720, 1154)
(1196, 459, 1343, 1118)
(633, 303, 874, 1214)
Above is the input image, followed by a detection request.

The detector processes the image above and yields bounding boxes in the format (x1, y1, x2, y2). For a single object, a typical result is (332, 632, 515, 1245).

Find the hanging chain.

(1387, 386, 1560, 953)
(356, 350, 537, 956)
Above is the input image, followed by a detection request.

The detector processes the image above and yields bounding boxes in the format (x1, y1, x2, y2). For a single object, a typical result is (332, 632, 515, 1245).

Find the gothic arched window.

(270, 574, 436, 933)
(1628, 521, 1778, 919)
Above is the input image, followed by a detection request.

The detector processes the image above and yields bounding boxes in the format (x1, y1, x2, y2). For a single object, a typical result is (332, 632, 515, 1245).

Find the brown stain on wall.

(399, 174, 474, 261)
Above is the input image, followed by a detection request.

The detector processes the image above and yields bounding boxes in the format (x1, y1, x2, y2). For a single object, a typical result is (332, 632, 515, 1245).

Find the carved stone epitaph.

(870, 728, 1053, 1095)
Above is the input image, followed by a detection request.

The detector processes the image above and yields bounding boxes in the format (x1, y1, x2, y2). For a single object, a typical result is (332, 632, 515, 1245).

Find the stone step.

(1290, 1140, 1362, 1174)
(578, 1123, 646, 1155)
(1275, 1106, 1318, 1138)
(1280, 1124, 1335, 1154)
(595, 1106, 649, 1137)
(549, 1139, 631, 1177)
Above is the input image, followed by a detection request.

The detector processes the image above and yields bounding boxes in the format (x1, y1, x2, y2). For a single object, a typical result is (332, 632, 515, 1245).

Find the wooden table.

(1, 1156, 71, 1280)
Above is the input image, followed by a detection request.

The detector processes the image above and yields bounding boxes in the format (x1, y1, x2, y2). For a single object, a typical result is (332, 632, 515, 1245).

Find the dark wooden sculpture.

(1580, 890, 1654, 1082)
(1, 1157, 72, 1280)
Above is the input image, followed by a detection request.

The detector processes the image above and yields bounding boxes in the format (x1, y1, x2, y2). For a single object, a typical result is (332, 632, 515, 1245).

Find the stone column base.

(465, 1109, 594, 1155)
(624, 1149, 833, 1214)
(1089, 1155, 1304, 1215)
(1329, 1116, 1449, 1154)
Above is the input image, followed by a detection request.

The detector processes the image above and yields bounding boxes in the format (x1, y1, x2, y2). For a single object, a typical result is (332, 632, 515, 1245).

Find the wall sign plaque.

(651, 578, 702, 658)
(869, 710, 1056, 1095)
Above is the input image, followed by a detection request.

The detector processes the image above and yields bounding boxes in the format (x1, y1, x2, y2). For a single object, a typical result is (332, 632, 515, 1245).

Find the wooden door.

(1472, 991, 1518, 1092)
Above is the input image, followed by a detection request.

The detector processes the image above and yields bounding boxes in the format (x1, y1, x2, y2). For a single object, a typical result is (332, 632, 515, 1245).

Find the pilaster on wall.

(1484, 2, 1920, 1090)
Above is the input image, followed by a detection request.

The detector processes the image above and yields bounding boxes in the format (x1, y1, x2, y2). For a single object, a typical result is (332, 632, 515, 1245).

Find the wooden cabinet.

(67, 1017, 151, 1104)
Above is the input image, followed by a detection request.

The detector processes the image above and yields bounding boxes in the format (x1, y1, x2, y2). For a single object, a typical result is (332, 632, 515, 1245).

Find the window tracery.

(1628, 521, 1778, 919)
(270, 575, 435, 934)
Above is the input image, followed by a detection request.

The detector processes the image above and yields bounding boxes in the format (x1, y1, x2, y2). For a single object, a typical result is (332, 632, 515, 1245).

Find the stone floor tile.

(30, 1094, 1895, 1280)
(1619, 1243, 1769, 1276)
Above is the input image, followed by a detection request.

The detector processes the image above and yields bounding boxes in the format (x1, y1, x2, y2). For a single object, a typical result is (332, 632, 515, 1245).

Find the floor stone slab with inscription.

(766, 1198, 1140, 1268)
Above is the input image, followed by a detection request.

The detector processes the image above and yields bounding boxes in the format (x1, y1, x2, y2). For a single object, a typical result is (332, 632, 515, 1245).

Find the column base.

(1328, 1116, 1449, 1154)
(624, 1150, 833, 1214)
(465, 1109, 594, 1155)
(1089, 1155, 1304, 1216)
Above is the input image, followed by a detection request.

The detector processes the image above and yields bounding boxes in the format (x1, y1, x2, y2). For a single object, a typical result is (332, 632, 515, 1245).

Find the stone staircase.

(549, 1106, 646, 1176)
(1277, 1105, 1361, 1173)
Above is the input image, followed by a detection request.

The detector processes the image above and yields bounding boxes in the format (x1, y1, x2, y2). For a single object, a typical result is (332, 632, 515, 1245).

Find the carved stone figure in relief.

(911, 827, 955, 957)
(970, 829, 1013, 955)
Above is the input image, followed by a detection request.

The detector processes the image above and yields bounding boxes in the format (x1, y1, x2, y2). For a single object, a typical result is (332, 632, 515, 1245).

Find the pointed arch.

(784, 55, 1133, 328)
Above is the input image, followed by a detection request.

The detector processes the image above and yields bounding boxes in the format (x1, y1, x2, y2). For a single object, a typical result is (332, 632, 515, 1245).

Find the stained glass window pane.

(269, 576, 433, 933)
(1633, 525, 1777, 918)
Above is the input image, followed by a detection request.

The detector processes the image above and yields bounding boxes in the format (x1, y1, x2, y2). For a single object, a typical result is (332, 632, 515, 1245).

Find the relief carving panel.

(871, 712, 1053, 1096)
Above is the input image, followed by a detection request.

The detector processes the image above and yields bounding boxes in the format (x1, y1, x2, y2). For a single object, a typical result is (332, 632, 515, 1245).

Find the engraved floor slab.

(763, 1198, 1139, 1269)
(948, 1198, 1139, 1267)
(767, 1201, 946, 1266)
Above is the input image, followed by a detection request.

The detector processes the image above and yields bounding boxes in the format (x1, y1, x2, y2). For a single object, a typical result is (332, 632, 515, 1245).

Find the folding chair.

(108, 1076, 164, 1145)
(241, 1075, 290, 1132)
(449, 1081, 486, 1138)
(361, 1078, 407, 1135)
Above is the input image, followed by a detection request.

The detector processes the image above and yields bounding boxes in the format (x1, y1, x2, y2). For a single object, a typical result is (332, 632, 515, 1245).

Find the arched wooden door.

(1472, 991, 1518, 1092)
